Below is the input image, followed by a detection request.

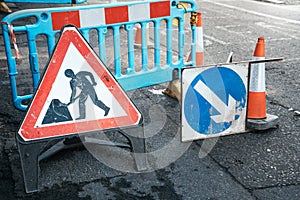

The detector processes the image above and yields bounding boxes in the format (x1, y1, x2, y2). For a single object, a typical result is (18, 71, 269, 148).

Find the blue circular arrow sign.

(184, 66, 247, 135)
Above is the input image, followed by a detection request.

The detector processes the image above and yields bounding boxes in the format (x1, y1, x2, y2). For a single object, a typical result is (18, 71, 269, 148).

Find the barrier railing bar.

(47, 33, 55, 57)
(166, 19, 172, 67)
(98, 27, 107, 65)
(113, 26, 121, 78)
(141, 22, 148, 72)
(28, 38, 40, 90)
(126, 24, 135, 74)
(154, 20, 160, 70)
(82, 29, 90, 43)
(178, 17, 184, 66)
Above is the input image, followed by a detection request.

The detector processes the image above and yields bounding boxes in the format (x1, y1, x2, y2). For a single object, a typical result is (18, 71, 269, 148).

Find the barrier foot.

(0, 2, 12, 13)
(119, 126, 148, 172)
(17, 136, 47, 193)
(163, 79, 181, 101)
(247, 113, 279, 130)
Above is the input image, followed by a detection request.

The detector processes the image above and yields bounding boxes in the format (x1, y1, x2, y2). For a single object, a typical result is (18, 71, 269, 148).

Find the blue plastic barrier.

(3, 0, 86, 4)
(2, 0, 198, 111)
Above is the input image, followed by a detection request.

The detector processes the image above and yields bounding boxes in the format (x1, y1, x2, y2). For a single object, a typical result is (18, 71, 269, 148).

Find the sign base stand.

(17, 136, 47, 193)
(117, 126, 148, 171)
(17, 125, 147, 193)
(16, 26, 146, 193)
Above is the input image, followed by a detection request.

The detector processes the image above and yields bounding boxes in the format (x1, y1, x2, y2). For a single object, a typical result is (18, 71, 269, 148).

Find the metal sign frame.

(181, 58, 283, 142)
(181, 63, 249, 141)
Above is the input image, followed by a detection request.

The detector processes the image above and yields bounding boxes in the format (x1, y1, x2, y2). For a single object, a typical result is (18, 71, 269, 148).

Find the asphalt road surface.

(0, 0, 299, 199)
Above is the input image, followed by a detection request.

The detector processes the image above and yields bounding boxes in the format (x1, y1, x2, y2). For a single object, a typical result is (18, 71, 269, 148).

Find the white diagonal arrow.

(193, 80, 237, 123)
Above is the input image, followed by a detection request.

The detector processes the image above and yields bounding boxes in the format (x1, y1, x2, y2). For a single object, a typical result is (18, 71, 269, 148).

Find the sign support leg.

(119, 125, 148, 172)
(17, 136, 47, 193)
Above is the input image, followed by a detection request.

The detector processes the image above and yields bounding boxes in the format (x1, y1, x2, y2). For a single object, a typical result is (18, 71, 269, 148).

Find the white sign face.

(181, 64, 249, 141)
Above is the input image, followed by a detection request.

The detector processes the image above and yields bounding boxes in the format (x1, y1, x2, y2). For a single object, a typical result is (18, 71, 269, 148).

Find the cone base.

(247, 113, 279, 130)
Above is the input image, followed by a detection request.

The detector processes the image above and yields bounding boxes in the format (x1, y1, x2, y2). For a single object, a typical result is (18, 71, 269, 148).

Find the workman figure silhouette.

(65, 69, 110, 120)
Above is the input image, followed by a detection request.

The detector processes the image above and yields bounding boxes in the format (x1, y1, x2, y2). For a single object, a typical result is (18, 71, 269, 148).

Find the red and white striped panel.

(196, 13, 204, 54)
(51, 1, 170, 31)
(195, 13, 204, 66)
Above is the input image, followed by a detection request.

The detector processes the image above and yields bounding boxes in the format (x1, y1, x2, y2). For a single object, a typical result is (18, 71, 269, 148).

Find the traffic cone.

(247, 37, 279, 130)
(134, 24, 153, 48)
(134, 24, 142, 47)
(247, 37, 266, 119)
(186, 12, 204, 66)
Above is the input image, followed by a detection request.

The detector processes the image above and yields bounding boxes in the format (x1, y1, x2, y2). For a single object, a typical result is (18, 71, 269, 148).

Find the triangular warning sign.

(18, 26, 142, 142)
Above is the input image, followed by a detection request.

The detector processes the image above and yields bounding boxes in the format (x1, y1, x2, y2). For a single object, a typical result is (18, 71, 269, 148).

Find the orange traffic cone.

(247, 37, 279, 130)
(134, 24, 142, 47)
(247, 37, 266, 119)
(134, 24, 153, 48)
(186, 12, 204, 66)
